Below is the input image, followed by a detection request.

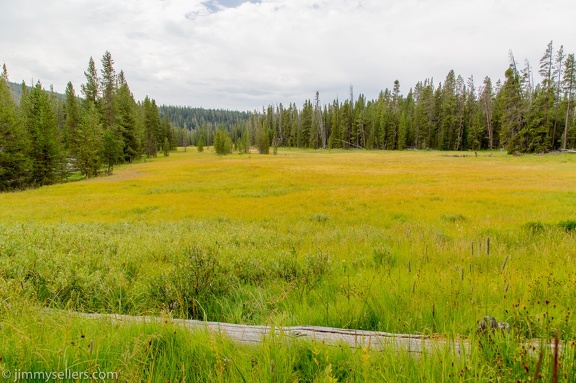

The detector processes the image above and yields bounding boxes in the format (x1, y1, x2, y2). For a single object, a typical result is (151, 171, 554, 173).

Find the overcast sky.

(1, 0, 575, 111)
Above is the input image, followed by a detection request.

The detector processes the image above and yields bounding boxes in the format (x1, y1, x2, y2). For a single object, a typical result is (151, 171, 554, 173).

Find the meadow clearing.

(1, 148, 575, 381)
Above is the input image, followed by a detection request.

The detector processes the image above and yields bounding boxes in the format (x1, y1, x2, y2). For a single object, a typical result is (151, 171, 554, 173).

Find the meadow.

(1, 148, 575, 381)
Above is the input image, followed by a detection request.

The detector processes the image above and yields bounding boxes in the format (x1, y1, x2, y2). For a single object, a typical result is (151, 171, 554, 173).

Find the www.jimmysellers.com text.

(2, 368, 119, 382)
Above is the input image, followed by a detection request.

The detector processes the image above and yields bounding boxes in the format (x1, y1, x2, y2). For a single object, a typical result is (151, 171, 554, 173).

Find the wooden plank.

(55, 310, 464, 354)
(52, 310, 562, 357)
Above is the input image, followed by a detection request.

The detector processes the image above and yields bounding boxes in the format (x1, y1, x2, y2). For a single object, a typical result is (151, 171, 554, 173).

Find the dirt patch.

(86, 169, 142, 183)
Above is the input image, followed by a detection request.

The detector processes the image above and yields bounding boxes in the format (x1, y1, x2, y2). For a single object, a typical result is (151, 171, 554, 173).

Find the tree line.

(0, 52, 182, 191)
(2, 42, 575, 190)
(209, 41, 575, 155)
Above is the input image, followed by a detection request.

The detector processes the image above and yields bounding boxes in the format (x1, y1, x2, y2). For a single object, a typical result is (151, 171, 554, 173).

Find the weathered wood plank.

(56, 310, 465, 355)
(52, 310, 563, 357)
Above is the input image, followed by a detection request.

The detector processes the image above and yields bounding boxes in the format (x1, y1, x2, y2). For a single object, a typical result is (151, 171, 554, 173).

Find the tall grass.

(1, 148, 576, 380)
(1, 300, 574, 381)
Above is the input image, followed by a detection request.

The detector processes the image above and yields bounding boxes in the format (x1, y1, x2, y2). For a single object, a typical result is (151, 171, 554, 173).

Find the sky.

(1, 0, 575, 111)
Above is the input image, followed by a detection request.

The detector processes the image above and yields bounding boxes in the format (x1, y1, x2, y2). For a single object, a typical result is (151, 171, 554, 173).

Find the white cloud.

(1, 0, 575, 111)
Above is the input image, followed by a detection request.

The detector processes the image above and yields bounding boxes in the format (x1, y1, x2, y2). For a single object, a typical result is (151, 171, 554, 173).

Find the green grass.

(1, 148, 576, 381)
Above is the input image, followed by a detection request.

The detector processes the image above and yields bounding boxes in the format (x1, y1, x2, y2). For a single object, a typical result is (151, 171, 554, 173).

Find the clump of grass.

(442, 213, 467, 223)
(523, 220, 548, 234)
(558, 220, 576, 232)
(302, 252, 331, 289)
(309, 213, 329, 223)
(273, 252, 302, 283)
(147, 244, 232, 319)
(372, 244, 396, 268)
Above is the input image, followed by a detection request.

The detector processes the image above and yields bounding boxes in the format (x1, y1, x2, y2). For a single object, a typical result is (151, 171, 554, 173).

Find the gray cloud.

(1, 0, 574, 111)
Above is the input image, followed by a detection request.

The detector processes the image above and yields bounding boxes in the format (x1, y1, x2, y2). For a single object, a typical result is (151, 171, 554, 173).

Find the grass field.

(1, 148, 575, 381)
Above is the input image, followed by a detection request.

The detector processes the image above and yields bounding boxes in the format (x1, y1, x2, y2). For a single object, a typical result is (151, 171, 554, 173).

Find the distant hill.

(7, 81, 65, 104)
(158, 105, 251, 131)
(8, 81, 29, 103)
(7, 80, 251, 131)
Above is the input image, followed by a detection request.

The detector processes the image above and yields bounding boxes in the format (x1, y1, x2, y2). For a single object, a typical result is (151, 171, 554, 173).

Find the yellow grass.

(1, 148, 575, 231)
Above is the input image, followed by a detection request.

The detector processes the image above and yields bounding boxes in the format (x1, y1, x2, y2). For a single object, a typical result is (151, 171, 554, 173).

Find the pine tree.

(524, 87, 552, 152)
(312, 91, 326, 148)
(116, 71, 140, 162)
(479, 77, 495, 149)
(562, 54, 576, 149)
(81, 57, 99, 106)
(537, 41, 555, 148)
(100, 51, 117, 129)
(24, 82, 63, 186)
(101, 127, 123, 175)
(299, 99, 312, 148)
(143, 96, 161, 157)
(354, 94, 367, 148)
(214, 128, 232, 155)
(63, 81, 80, 150)
(197, 135, 205, 152)
(390, 81, 401, 149)
(255, 121, 269, 154)
(498, 67, 525, 152)
(0, 65, 30, 190)
(163, 137, 170, 157)
(552, 46, 565, 148)
(327, 99, 340, 149)
(240, 128, 250, 153)
(339, 101, 352, 149)
(74, 101, 103, 178)
(439, 70, 458, 150)
(402, 89, 415, 148)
